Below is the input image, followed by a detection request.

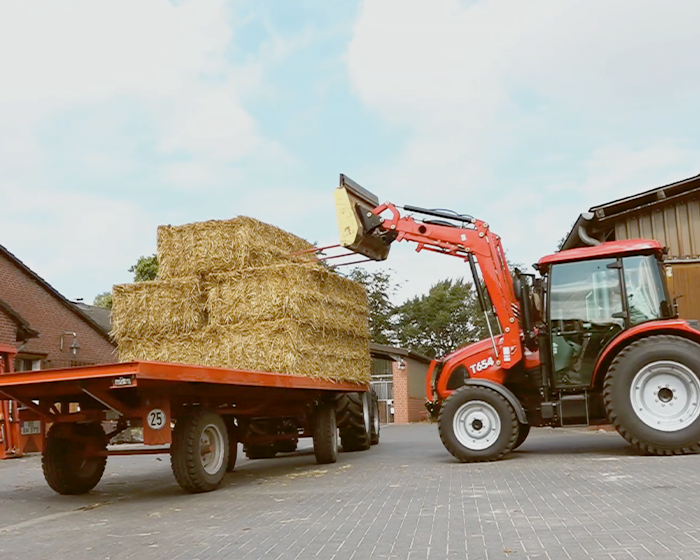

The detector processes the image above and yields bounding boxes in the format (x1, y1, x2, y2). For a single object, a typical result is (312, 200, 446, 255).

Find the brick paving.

(1, 424, 700, 560)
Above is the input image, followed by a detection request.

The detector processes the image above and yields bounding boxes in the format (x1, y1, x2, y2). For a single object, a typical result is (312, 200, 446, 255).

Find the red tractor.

(335, 175, 700, 462)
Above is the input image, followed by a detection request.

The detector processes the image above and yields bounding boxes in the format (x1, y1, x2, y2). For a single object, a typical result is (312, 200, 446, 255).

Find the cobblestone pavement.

(1, 424, 700, 560)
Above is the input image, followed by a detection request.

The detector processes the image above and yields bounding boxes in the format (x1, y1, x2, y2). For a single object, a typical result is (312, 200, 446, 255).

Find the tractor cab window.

(622, 255, 669, 325)
(549, 259, 624, 387)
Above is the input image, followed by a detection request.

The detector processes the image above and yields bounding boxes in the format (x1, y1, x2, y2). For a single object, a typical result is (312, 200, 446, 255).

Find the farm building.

(561, 173, 700, 323)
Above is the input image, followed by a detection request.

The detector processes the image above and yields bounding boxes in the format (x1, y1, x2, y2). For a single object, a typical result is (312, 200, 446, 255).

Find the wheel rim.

(331, 410, 338, 454)
(373, 407, 380, 434)
(630, 360, 700, 432)
(200, 423, 226, 475)
(452, 400, 501, 451)
(362, 393, 371, 435)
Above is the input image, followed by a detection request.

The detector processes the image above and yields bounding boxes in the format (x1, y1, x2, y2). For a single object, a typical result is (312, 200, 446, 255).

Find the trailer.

(0, 357, 379, 494)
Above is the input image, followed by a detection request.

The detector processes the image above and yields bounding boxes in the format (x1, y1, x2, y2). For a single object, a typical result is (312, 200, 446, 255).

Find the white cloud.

(346, 0, 700, 298)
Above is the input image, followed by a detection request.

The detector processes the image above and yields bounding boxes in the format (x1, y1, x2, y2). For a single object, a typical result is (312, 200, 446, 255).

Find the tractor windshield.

(622, 255, 670, 325)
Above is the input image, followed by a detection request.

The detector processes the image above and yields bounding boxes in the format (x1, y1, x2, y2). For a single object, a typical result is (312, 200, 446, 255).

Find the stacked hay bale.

(111, 217, 370, 384)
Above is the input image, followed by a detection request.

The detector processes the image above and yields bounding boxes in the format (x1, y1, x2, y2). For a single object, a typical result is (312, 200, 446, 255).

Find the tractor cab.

(535, 240, 672, 391)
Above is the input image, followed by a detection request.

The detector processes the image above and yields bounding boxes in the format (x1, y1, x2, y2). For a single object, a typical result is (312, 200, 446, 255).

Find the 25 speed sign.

(147, 409, 167, 430)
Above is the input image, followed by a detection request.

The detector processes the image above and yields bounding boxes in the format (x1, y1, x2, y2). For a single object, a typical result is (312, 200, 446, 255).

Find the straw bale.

(118, 320, 371, 384)
(157, 217, 317, 279)
(111, 278, 205, 340)
(207, 264, 369, 338)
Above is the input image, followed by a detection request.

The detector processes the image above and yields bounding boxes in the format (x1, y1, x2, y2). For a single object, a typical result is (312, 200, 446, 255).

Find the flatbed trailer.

(0, 359, 379, 494)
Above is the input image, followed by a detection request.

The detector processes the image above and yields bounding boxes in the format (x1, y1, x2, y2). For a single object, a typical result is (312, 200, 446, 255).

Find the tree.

(129, 254, 158, 281)
(345, 268, 399, 345)
(93, 292, 113, 309)
(394, 278, 486, 359)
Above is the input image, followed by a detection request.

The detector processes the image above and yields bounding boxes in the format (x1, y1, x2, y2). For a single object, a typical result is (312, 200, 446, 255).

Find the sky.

(1, 0, 699, 305)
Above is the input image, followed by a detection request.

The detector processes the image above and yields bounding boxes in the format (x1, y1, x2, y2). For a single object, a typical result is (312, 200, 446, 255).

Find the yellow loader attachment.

(334, 174, 391, 261)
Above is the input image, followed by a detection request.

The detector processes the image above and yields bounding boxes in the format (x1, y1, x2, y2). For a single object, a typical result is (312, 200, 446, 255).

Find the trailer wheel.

(226, 438, 238, 472)
(370, 389, 380, 446)
(244, 445, 277, 459)
(604, 335, 700, 455)
(42, 422, 107, 495)
(513, 423, 530, 451)
(438, 385, 519, 462)
(171, 411, 229, 493)
(313, 402, 338, 464)
(336, 392, 370, 452)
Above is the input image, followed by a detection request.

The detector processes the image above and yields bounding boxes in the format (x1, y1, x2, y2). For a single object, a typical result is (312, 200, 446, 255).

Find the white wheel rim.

(200, 423, 225, 475)
(452, 400, 501, 450)
(630, 360, 700, 432)
(331, 411, 338, 454)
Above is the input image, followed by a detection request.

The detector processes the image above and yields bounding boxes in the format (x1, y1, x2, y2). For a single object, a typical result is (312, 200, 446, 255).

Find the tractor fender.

(463, 379, 528, 424)
(592, 319, 700, 387)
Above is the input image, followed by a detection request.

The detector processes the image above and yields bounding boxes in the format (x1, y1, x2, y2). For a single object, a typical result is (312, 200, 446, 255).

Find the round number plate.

(147, 408, 167, 430)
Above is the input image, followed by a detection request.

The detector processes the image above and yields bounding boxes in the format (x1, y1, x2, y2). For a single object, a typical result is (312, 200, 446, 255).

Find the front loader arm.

(371, 202, 522, 368)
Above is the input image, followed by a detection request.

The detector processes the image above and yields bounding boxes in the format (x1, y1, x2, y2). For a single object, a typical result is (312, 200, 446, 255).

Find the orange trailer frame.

(0, 359, 373, 493)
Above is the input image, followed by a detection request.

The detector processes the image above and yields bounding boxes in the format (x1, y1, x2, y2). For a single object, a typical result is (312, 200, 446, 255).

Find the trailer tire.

(42, 422, 107, 495)
(438, 385, 519, 462)
(604, 335, 700, 456)
(226, 439, 238, 472)
(336, 392, 370, 452)
(513, 423, 530, 451)
(313, 402, 338, 464)
(244, 445, 277, 459)
(370, 389, 380, 446)
(171, 411, 229, 493)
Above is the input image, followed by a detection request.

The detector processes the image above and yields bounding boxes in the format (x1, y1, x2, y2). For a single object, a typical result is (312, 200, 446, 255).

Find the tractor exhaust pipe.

(578, 212, 601, 246)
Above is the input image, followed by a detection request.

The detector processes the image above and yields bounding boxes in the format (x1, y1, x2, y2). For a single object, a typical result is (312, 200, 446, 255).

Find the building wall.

(0, 309, 16, 347)
(0, 253, 116, 368)
(612, 200, 700, 322)
(393, 357, 429, 424)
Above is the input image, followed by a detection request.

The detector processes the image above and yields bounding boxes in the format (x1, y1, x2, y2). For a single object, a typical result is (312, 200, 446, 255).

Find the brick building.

(370, 343, 431, 424)
(0, 244, 116, 371)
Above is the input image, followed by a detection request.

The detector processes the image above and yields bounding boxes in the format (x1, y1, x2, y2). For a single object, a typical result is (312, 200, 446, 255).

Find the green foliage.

(346, 268, 399, 345)
(129, 254, 158, 281)
(93, 291, 113, 309)
(394, 278, 486, 359)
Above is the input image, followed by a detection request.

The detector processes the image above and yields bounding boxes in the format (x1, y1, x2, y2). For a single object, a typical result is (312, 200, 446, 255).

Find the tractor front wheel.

(604, 335, 700, 455)
(438, 385, 519, 462)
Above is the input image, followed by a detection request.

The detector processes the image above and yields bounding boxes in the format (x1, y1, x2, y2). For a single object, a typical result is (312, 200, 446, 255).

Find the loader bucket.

(334, 174, 391, 261)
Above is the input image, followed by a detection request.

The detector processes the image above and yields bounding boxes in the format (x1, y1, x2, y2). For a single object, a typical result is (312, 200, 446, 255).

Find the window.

(622, 255, 669, 325)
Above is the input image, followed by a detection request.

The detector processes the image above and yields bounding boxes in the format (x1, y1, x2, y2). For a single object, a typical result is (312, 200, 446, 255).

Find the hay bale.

(157, 217, 317, 279)
(207, 264, 369, 338)
(118, 321, 371, 384)
(111, 278, 205, 340)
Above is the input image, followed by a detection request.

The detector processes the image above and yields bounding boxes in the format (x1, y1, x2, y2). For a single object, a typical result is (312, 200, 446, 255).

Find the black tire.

(336, 392, 370, 452)
(42, 422, 107, 495)
(244, 445, 277, 459)
(438, 385, 519, 462)
(274, 439, 298, 453)
(313, 402, 338, 464)
(370, 389, 380, 446)
(513, 423, 530, 451)
(171, 411, 229, 493)
(604, 335, 700, 456)
(226, 439, 238, 472)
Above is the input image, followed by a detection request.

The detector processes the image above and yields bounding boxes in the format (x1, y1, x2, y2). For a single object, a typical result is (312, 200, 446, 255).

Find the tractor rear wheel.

(513, 423, 530, 451)
(336, 392, 371, 452)
(43, 422, 107, 495)
(438, 385, 519, 462)
(604, 335, 700, 455)
(171, 410, 229, 493)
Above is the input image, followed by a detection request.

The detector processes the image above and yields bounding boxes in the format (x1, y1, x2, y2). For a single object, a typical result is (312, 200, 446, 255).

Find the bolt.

(390, 225, 396, 230)
(367, 212, 372, 217)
